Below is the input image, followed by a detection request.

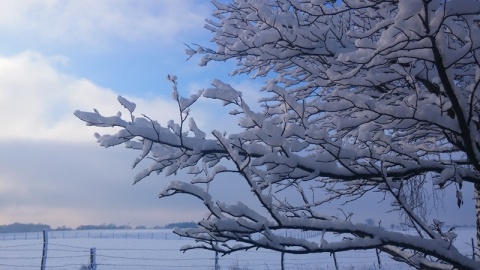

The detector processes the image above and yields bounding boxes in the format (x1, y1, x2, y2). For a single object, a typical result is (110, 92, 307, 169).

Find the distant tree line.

(164, 221, 197, 229)
(0, 222, 197, 233)
(0, 223, 52, 233)
(3, 221, 471, 234)
(76, 223, 132, 230)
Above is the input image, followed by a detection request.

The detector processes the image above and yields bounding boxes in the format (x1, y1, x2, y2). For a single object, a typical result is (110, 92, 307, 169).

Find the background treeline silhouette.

(0, 222, 197, 233)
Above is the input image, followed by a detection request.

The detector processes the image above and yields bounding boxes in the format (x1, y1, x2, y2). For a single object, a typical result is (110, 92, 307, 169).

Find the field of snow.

(0, 228, 476, 270)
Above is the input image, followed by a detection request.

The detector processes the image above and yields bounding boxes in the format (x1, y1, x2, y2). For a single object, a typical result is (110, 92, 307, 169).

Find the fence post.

(215, 251, 219, 270)
(41, 230, 48, 270)
(281, 252, 285, 270)
(90, 248, 97, 270)
(332, 252, 339, 270)
(472, 238, 476, 260)
(376, 248, 382, 268)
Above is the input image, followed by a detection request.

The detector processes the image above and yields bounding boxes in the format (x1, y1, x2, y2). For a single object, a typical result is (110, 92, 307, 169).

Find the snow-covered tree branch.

(75, 0, 480, 269)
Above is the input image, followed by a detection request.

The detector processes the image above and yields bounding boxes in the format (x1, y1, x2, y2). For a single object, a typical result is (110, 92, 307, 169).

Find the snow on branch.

(117, 95, 136, 114)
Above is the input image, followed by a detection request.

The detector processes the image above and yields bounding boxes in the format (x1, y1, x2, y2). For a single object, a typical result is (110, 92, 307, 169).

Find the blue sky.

(0, 0, 475, 228)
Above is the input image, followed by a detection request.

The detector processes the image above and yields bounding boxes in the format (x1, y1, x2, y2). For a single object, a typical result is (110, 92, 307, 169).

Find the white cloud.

(0, 0, 210, 49)
(0, 49, 272, 228)
(0, 51, 180, 142)
(0, 140, 206, 228)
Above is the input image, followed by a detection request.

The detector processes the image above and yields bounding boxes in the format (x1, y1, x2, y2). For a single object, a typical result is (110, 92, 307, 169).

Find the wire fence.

(0, 230, 323, 241)
(0, 229, 476, 270)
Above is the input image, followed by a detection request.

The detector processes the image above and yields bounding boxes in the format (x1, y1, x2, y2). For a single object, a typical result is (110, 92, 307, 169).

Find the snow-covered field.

(0, 228, 476, 270)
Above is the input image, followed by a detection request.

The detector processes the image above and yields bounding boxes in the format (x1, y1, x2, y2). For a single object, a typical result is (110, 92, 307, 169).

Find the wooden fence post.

(472, 238, 476, 260)
(215, 251, 219, 270)
(332, 252, 339, 270)
(376, 248, 382, 268)
(90, 248, 97, 270)
(40, 230, 48, 270)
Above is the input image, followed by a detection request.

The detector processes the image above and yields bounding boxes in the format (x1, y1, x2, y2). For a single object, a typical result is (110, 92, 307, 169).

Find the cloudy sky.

(0, 0, 475, 229)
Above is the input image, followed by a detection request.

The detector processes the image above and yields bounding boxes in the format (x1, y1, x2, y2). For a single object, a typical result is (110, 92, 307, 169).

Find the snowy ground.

(0, 228, 476, 270)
